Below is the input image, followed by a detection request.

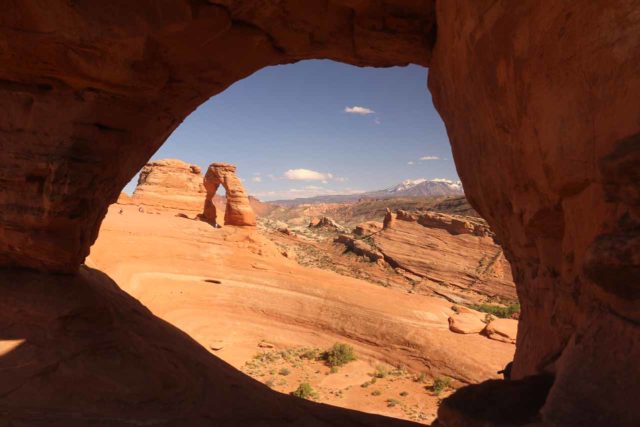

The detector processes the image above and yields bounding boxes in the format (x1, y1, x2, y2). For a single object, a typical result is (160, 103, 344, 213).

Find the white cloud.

(284, 168, 333, 181)
(344, 106, 375, 115)
(251, 176, 262, 183)
(420, 156, 440, 161)
(407, 161, 415, 165)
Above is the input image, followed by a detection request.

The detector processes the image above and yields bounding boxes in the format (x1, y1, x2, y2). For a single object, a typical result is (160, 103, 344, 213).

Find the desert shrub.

(374, 365, 388, 378)
(322, 343, 356, 367)
(386, 398, 400, 407)
(291, 383, 317, 400)
(265, 379, 275, 388)
(371, 390, 382, 396)
(330, 366, 339, 374)
(399, 391, 408, 397)
(467, 303, 520, 319)
(431, 377, 452, 395)
(415, 372, 427, 383)
(278, 368, 290, 376)
(300, 348, 320, 360)
(391, 364, 408, 376)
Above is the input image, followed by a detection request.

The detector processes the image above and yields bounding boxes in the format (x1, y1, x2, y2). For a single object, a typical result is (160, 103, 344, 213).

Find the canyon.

(0, 1, 638, 426)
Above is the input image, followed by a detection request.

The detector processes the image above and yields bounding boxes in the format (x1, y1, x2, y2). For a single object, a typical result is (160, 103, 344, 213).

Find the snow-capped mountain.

(270, 178, 463, 205)
(384, 179, 428, 193)
(367, 178, 463, 198)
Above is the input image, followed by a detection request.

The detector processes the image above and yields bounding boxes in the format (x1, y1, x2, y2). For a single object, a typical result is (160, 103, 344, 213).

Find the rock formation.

(309, 216, 347, 233)
(0, 1, 637, 426)
(350, 211, 517, 304)
(132, 159, 206, 213)
(202, 163, 256, 227)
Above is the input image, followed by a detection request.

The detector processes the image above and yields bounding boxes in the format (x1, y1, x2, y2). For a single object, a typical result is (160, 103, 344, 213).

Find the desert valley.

(1, 3, 637, 426)
(87, 159, 519, 424)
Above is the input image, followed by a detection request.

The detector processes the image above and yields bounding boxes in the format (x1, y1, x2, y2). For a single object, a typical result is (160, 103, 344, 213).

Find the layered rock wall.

(132, 159, 205, 213)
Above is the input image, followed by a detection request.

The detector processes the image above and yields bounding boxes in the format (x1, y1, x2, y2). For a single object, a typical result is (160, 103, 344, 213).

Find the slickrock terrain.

(202, 162, 256, 227)
(266, 206, 515, 306)
(373, 211, 515, 304)
(0, 2, 637, 426)
(82, 204, 515, 425)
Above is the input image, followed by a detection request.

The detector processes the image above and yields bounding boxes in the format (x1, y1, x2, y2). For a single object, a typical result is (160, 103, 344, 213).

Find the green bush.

(415, 372, 427, 383)
(322, 343, 356, 367)
(386, 398, 400, 407)
(291, 383, 317, 400)
(431, 377, 452, 396)
(278, 368, 290, 376)
(467, 303, 520, 319)
(374, 365, 388, 378)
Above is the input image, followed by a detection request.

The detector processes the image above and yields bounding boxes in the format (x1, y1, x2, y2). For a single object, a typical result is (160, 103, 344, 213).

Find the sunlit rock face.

(202, 163, 256, 227)
(0, 0, 637, 425)
(132, 159, 205, 213)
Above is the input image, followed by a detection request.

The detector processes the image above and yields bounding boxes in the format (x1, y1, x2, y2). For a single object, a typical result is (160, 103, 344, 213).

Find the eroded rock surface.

(428, 2, 640, 424)
(132, 159, 206, 213)
(203, 163, 256, 227)
(0, 0, 637, 425)
(372, 212, 516, 304)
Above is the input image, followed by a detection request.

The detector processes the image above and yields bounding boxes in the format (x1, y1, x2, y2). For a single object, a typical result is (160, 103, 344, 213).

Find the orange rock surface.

(202, 163, 256, 227)
(0, 1, 637, 425)
(132, 159, 205, 213)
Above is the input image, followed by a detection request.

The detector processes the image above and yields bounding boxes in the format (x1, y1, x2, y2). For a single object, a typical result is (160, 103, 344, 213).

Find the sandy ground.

(87, 205, 515, 424)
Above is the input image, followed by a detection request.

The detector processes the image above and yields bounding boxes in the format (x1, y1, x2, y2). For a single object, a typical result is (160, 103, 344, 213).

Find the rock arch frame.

(0, 1, 638, 425)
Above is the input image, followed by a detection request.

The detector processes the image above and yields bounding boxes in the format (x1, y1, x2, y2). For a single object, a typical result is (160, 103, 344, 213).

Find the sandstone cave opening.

(2, 3, 637, 426)
(94, 60, 522, 425)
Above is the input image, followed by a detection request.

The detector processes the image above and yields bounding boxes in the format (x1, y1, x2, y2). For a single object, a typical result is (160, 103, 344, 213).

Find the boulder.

(484, 318, 518, 344)
(448, 313, 487, 334)
(353, 221, 383, 236)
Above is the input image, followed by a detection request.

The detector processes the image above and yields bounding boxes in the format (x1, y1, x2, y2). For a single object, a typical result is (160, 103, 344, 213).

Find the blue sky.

(124, 60, 457, 200)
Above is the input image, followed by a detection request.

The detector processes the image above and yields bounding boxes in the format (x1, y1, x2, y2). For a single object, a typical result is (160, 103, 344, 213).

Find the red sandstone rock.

(116, 192, 133, 205)
(484, 319, 518, 344)
(448, 313, 486, 334)
(132, 159, 206, 213)
(353, 221, 383, 236)
(202, 163, 256, 227)
(0, 1, 636, 425)
(383, 208, 397, 229)
(374, 215, 516, 304)
(429, 2, 640, 424)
